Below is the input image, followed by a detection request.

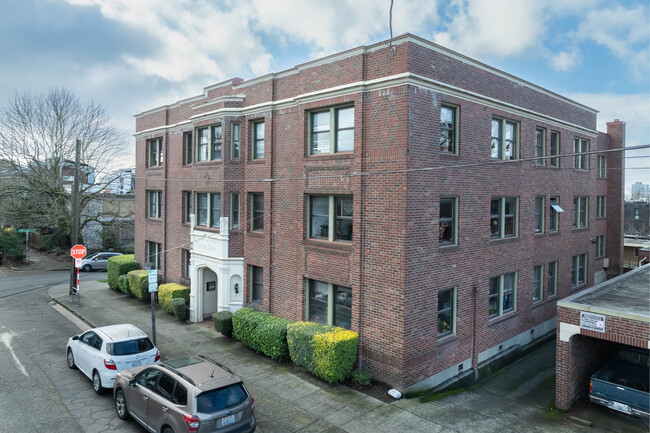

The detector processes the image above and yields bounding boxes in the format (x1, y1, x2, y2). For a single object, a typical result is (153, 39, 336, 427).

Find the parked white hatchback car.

(66, 324, 159, 393)
(80, 252, 122, 272)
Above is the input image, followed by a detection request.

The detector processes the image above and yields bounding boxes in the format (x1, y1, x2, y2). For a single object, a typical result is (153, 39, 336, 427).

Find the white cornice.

(135, 71, 598, 138)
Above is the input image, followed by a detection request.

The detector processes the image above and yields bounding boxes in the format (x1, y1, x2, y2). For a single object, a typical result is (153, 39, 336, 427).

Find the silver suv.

(113, 355, 256, 433)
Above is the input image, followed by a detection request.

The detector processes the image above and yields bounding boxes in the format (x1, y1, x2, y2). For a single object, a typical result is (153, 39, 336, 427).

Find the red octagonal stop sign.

(70, 244, 87, 259)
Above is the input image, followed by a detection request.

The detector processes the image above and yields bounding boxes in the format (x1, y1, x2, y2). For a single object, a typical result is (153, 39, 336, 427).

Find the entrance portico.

(188, 216, 244, 322)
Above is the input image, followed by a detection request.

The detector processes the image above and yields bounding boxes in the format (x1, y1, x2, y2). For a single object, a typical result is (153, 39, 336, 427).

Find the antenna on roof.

(388, 0, 396, 56)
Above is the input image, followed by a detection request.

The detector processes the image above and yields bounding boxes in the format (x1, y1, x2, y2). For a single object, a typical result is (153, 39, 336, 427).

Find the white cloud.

(576, 4, 650, 81)
(433, 0, 546, 59)
(251, 0, 438, 58)
(549, 50, 582, 72)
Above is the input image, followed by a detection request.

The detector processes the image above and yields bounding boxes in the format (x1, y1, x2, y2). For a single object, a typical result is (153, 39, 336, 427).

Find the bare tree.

(0, 88, 128, 244)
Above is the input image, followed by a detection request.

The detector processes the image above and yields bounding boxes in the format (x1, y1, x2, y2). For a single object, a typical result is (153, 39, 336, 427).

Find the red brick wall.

(134, 36, 624, 390)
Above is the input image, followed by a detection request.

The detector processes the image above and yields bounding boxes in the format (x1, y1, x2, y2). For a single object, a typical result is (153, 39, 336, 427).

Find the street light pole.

(69, 139, 81, 294)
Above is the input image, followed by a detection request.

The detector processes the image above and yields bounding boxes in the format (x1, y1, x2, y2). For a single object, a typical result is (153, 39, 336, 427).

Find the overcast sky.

(2, 0, 648, 191)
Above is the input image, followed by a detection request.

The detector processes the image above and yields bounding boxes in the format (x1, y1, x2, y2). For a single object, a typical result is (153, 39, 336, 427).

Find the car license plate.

(131, 360, 141, 367)
(222, 414, 235, 426)
(609, 401, 630, 414)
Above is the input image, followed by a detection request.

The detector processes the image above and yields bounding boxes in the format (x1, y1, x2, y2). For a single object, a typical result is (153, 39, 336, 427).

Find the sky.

(2, 0, 648, 192)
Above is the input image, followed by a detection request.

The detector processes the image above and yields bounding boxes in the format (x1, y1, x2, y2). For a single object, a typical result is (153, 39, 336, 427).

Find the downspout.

(472, 284, 479, 379)
(358, 50, 368, 370)
(163, 108, 170, 281)
(268, 76, 276, 313)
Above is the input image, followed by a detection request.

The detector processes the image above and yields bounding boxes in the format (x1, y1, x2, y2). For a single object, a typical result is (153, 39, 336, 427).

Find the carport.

(555, 265, 650, 411)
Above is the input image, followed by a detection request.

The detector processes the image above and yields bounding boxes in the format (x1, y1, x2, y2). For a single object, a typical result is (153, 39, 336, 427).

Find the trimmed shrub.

(287, 322, 358, 383)
(127, 270, 149, 300)
(117, 275, 129, 294)
(232, 308, 294, 362)
(213, 311, 233, 337)
(351, 370, 372, 387)
(171, 298, 187, 321)
(158, 283, 190, 314)
(107, 254, 139, 289)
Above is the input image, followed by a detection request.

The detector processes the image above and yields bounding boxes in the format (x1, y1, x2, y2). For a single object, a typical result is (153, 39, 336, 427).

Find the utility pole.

(69, 139, 81, 294)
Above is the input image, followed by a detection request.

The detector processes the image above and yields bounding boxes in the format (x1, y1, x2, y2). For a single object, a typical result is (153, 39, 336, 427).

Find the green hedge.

(117, 275, 129, 294)
(171, 298, 187, 321)
(107, 254, 139, 289)
(127, 270, 149, 300)
(158, 283, 190, 313)
(287, 322, 358, 383)
(232, 308, 294, 362)
(213, 311, 233, 337)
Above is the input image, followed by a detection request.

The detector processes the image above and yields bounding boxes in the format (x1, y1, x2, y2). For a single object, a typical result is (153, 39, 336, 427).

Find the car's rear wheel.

(162, 427, 174, 433)
(92, 370, 104, 394)
(114, 389, 129, 420)
(66, 349, 76, 369)
(82, 264, 92, 272)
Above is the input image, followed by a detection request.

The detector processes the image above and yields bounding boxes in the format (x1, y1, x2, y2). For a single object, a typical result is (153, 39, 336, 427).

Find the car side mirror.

(72, 335, 79, 341)
(129, 378, 136, 387)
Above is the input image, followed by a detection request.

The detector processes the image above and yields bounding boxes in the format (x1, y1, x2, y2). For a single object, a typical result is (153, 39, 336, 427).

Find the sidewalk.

(49, 277, 602, 433)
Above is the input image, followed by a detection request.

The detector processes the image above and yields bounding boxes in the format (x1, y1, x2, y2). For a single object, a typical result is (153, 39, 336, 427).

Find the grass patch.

(545, 403, 565, 420)
(98, 278, 108, 283)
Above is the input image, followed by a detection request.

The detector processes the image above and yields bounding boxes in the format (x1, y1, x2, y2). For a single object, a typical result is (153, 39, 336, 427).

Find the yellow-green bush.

(158, 283, 190, 313)
(232, 307, 294, 362)
(127, 270, 149, 300)
(287, 322, 358, 383)
(107, 254, 139, 289)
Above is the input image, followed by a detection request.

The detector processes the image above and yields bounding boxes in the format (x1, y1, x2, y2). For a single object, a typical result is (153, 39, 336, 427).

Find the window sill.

(547, 295, 558, 302)
(306, 152, 355, 161)
(194, 226, 221, 234)
(488, 310, 519, 326)
(303, 239, 353, 252)
(439, 151, 459, 157)
(570, 284, 588, 292)
(439, 243, 459, 252)
(532, 300, 544, 309)
(146, 218, 163, 224)
(572, 227, 589, 232)
(249, 158, 265, 164)
(437, 333, 458, 345)
(193, 160, 223, 167)
(489, 236, 519, 243)
(145, 165, 164, 170)
(248, 230, 265, 238)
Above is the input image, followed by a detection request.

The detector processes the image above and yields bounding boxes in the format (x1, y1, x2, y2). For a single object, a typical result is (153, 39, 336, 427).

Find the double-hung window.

(251, 193, 264, 231)
(196, 127, 210, 161)
(549, 197, 563, 232)
(147, 138, 163, 167)
(535, 128, 545, 165)
(597, 156, 606, 178)
(534, 196, 545, 234)
(309, 106, 354, 155)
(252, 121, 265, 159)
(183, 132, 192, 165)
(573, 197, 588, 228)
(195, 125, 222, 161)
(182, 249, 191, 278)
(533, 265, 543, 302)
(548, 261, 557, 297)
(491, 118, 518, 160)
(490, 197, 518, 238)
(440, 105, 458, 153)
(550, 131, 560, 167)
(146, 241, 161, 269)
(195, 193, 221, 228)
(231, 123, 240, 160)
(309, 195, 353, 242)
(306, 279, 352, 329)
(596, 196, 606, 218)
(230, 193, 240, 229)
(571, 253, 587, 287)
(250, 266, 263, 302)
(147, 190, 162, 218)
(211, 125, 222, 160)
(437, 287, 456, 337)
(439, 197, 457, 245)
(182, 191, 192, 223)
(574, 138, 589, 170)
(596, 235, 605, 258)
(489, 272, 517, 318)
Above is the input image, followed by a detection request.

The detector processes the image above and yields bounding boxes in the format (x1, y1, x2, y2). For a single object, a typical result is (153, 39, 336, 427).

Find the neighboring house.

(624, 201, 650, 236)
(82, 193, 135, 250)
(59, 159, 94, 193)
(134, 34, 624, 393)
(105, 168, 135, 195)
(623, 235, 650, 271)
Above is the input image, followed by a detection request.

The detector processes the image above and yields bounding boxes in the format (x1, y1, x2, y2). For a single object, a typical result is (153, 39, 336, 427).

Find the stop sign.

(70, 244, 87, 259)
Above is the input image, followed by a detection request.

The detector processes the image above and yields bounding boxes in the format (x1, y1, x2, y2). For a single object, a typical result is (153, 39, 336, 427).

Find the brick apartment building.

(134, 34, 625, 392)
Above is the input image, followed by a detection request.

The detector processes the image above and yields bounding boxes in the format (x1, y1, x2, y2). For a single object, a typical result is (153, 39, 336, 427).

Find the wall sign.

(580, 311, 605, 333)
